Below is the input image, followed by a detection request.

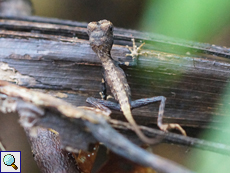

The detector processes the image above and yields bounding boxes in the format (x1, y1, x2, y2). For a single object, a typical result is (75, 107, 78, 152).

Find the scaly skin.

(87, 20, 157, 143)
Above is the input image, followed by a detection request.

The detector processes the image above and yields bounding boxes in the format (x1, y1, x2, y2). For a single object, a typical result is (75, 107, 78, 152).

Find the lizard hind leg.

(130, 96, 187, 136)
(86, 97, 160, 144)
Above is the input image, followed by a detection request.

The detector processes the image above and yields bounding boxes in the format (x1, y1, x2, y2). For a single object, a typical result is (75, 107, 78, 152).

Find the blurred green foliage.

(188, 82, 230, 173)
(141, 1, 230, 172)
(141, 0, 230, 42)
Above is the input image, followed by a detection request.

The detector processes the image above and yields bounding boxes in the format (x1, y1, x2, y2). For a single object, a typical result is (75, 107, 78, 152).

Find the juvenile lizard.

(87, 20, 186, 144)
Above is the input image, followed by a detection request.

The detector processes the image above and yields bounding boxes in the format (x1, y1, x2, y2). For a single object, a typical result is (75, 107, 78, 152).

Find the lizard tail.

(122, 107, 158, 144)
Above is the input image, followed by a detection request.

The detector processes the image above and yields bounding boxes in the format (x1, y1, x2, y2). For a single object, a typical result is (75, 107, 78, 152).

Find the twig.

(25, 127, 79, 173)
(84, 114, 194, 173)
(110, 119, 230, 155)
(0, 81, 194, 173)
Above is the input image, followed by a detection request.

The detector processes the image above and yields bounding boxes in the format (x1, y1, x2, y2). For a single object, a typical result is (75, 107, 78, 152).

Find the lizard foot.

(126, 38, 145, 58)
(99, 92, 114, 100)
(159, 123, 187, 136)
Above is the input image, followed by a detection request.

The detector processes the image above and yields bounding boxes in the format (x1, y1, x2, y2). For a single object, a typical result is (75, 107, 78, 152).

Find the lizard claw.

(99, 91, 106, 100)
(106, 95, 114, 99)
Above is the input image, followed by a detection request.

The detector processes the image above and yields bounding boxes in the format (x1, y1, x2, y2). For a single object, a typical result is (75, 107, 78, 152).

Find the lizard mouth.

(89, 31, 107, 46)
(91, 31, 105, 38)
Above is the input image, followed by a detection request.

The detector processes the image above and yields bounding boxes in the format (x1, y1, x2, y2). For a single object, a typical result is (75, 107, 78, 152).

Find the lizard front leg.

(86, 97, 112, 117)
(99, 78, 107, 100)
(99, 69, 114, 100)
(99, 68, 108, 100)
(126, 38, 145, 61)
(117, 39, 145, 67)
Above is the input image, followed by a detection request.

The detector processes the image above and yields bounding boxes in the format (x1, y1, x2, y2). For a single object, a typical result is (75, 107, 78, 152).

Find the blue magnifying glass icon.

(3, 154, 18, 170)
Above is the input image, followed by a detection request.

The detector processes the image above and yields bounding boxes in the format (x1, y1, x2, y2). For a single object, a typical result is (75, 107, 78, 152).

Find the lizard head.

(87, 20, 114, 54)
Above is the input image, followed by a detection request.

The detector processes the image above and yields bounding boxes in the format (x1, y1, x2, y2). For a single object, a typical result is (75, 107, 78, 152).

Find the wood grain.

(0, 15, 229, 131)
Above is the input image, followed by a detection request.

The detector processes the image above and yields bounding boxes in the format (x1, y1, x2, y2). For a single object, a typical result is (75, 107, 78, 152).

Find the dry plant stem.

(0, 81, 194, 173)
(0, 96, 79, 172)
(84, 115, 194, 173)
(25, 127, 79, 173)
(110, 119, 230, 155)
(0, 81, 109, 124)
(0, 81, 230, 155)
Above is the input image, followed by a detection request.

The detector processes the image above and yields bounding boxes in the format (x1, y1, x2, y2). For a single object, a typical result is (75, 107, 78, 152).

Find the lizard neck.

(97, 51, 117, 73)
(96, 50, 113, 64)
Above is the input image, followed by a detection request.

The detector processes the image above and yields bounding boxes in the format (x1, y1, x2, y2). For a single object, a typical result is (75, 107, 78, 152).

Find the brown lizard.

(86, 19, 186, 144)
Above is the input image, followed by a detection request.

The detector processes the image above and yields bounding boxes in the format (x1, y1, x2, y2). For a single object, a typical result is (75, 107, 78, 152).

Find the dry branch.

(25, 127, 79, 173)
(0, 81, 194, 173)
(1, 80, 230, 156)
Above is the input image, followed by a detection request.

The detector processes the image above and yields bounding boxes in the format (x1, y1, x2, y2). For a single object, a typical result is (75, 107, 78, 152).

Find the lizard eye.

(109, 25, 113, 32)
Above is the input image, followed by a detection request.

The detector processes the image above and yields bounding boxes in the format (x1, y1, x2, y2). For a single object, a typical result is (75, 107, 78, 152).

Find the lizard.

(86, 19, 186, 144)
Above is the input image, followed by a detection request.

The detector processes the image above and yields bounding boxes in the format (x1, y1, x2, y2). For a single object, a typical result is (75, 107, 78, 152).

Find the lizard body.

(87, 20, 153, 143)
(87, 20, 186, 144)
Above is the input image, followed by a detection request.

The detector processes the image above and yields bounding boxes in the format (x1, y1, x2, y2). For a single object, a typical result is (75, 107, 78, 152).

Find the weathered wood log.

(0, 15, 229, 133)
